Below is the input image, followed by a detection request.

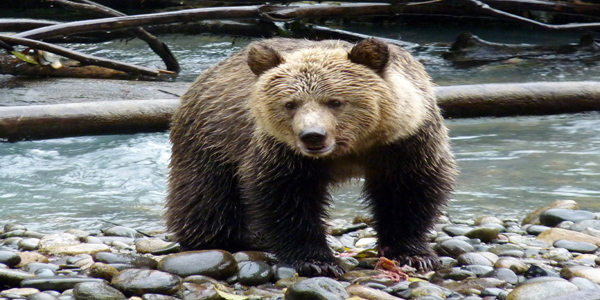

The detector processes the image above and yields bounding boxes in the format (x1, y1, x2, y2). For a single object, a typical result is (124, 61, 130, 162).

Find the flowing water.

(1, 25, 600, 232)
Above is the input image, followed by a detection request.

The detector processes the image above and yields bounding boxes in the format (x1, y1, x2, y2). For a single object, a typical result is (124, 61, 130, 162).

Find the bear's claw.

(395, 254, 440, 271)
(294, 260, 346, 278)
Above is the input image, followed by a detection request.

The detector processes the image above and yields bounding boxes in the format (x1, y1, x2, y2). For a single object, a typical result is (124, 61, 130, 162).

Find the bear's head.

(247, 38, 428, 158)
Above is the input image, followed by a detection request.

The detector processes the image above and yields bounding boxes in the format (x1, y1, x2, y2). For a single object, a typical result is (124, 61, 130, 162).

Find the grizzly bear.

(166, 38, 457, 277)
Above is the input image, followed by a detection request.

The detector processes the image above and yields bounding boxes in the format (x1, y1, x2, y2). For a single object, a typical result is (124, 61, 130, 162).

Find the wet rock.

(0, 250, 21, 267)
(484, 268, 518, 284)
(410, 281, 448, 298)
(474, 216, 504, 226)
(536, 228, 600, 246)
(285, 277, 349, 300)
(457, 252, 497, 266)
(22, 263, 59, 275)
(525, 225, 551, 235)
(93, 252, 157, 269)
(553, 239, 598, 253)
(346, 284, 400, 300)
(521, 200, 578, 225)
(26, 291, 60, 300)
(38, 233, 80, 254)
(72, 282, 126, 300)
(442, 225, 472, 237)
(134, 239, 172, 254)
(355, 237, 377, 248)
(439, 239, 475, 258)
(141, 294, 180, 300)
(0, 268, 37, 287)
(88, 262, 119, 281)
(21, 277, 105, 292)
(111, 269, 181, 296)
(464, 227, 500, 243)
(18, 238, 41, 251)
(569, 276, 600, 290)
(525, 265, 560, 278)
(506, 277, 578, 300)
(102, 226, 143, 238)
(64, 229, 90, 239)
(539, 209, 596, 227)
(47, 244, 111, 256)
(272, 264, 297, 281)
(494, 257, 529, 274)
(150, 242, 181, 256)
(158, 250, 237, 279)
(4, 223, 27, 232)
(237, 261, 273, 286)
(232, 251, 275, 264)
(461, 265, 494, 276)
(432, 268, 476, 281)
(544, 290, 600, 300)
(543, 248, 573, 262)
(1, 287, 39, 298)
(569, 219, 600, 232)
(561, 265, 600, 284)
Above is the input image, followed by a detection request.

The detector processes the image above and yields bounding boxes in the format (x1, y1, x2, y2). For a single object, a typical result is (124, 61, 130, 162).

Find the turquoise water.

(1, 113, 599, 232)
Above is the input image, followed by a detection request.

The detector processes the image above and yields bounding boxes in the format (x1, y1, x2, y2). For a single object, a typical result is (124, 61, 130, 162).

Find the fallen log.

(1, 81, 600, 142)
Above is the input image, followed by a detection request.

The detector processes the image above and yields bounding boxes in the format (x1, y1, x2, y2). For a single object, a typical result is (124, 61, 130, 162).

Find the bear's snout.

(297, 127, 334, 156)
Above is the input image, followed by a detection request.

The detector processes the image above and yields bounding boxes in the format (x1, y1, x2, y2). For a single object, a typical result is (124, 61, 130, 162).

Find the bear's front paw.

(293, 259, 346, 278)
(393, 253, 440, 271)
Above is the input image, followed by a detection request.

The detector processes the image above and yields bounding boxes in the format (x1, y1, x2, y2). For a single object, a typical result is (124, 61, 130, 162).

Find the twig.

(48, 0, 180, 73)
(0, 34, 173, 77)
(464, 0, 600, 31)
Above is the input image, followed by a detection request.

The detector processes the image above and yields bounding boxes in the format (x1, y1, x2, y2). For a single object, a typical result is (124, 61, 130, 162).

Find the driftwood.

(2, 81, 599, 142)
(0, 100, 178, 142)
(443, 32, 600, 64)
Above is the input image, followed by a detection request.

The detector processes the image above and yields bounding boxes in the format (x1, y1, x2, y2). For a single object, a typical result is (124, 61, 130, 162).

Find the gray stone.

(237, 261, 273, 286)
(539, 209, 596, 227)
(569, 219, 600, 232)
(457, 252, 495, 266)
(442, 225, 472, 237)
(507, 277, 579, 300)
(134, 239, 172, 254)
(285, 277, 349, 300)
(93, 252, 157, 269)
(26, 292, 60, 300)
(525, 265, 560, 278)
(72, 282, 126, 300)
(158, 250, 237, 279)
(439, 239, 475, 258)
(522, 200, 579, 225)
(543, 248, 573, 262)
(494, 257, 529, 274)
(38, 233, 80, 254)
(461, 265, 494, 276)
(1, 288, 40, 299)
(484, 268, 518, 284)
(544, 290, 600, 300)
(569, 277, 600, 290)
(464, 227, 500, 243)
(111, 269, 181, 296)
(22, 263, 59, 275)
(526, 225, 551, 235)
(553, 239, 598, 253)
(0, 268, 37, 287)
(561, 265, 600, 284)
(18, 238, 41, 251)
(21, 277, 106, 292)
(101, 226, 143, 238)
(0, 250, 21, 267)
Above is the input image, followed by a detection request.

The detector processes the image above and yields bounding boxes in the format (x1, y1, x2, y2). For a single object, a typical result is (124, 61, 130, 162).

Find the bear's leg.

(166, 149, 253, 252)
(363, 126, 455, 271)
(240, 141, 345, 277)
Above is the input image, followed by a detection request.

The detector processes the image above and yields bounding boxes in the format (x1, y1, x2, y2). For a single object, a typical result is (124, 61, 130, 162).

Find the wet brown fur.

(167, 38, 457, 277)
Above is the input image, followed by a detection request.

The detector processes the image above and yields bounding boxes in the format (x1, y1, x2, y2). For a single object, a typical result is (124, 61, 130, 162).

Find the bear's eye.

(284, 102, 297, 110)
(327, 100, 343, 108)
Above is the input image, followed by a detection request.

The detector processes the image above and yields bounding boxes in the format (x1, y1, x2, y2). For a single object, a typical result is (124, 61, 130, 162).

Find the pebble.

(539, 208, 596, 227)
(157, 250, 237, 279)
(285, 277, 349, 299)
(521, 200, 578, 225)
(2, 201, 600, 300)
(111, 269, 181, 296)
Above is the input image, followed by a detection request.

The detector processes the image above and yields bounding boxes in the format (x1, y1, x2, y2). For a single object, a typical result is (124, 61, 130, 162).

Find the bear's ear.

(247, 43, 284, 76)
(348, 38, 390, 73)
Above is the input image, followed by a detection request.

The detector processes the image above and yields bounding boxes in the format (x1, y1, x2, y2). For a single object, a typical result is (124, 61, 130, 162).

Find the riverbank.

(2, 200, 600, 300)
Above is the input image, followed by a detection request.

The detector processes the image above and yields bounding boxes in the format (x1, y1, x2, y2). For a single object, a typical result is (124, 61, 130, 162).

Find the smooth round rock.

(73, 282, 126, 300)
(4, 223, 27, 232)
(237, 261, 273, 286)
(285, 277, 349, 300)
(273, 264, 297, 281)
(27, 292, 60, 300)
(0, 268, 38, 287)
(525, 265, 560, 278)
(111, 269, 181, 296)
(506, 277, 579, 300)
(543, 248, 573, 262)
(539, 209, 596, 227)
(464, 227, 500, 243)
(1, 288, 40, 298)
(93, 252, 158, 269)
(521, 200, 578, 225)
(102, 226, 143, 238)
(457, 252, 495, 266)
(568, 219, 600, 232)
(442, 225, 472, 237)
(233, 251, 276, 264)
(440, 239, 475, 258)
(461, 265, 494, 276)
(22, 262, 59, 275)
(135, 239, 172, 254)
(484, 268, 518, 284)
(526, 225, 551, 235)
(38, 233, 80, 253)
(561, 265, 600, 284)
(158, 250, 237, 279)
(474, 216, 504, 226)
(494, 257, 529, 274)
(553, 239, 599, 253)
(0, 250, 21, 267)
(18, 238, 41, 251)
(88, 262, 120, 281)
(21, 277, 106, 292)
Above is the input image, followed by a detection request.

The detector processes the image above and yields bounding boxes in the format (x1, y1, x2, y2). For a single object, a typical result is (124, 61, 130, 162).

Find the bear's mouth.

(299, 143, 335, 156)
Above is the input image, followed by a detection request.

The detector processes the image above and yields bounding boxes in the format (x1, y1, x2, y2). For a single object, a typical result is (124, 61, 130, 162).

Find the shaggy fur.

(166, 38, 457, 277)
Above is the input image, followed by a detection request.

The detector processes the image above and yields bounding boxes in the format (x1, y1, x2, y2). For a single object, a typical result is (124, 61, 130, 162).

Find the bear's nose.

(299, 128, 327, 145)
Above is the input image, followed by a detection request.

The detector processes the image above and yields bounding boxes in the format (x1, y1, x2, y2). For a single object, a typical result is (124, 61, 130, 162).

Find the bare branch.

(0, 34, 174, 78)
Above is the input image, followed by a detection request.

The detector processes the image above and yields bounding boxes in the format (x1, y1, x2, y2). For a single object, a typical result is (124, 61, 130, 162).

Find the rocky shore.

(2, 200, 600, 300)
